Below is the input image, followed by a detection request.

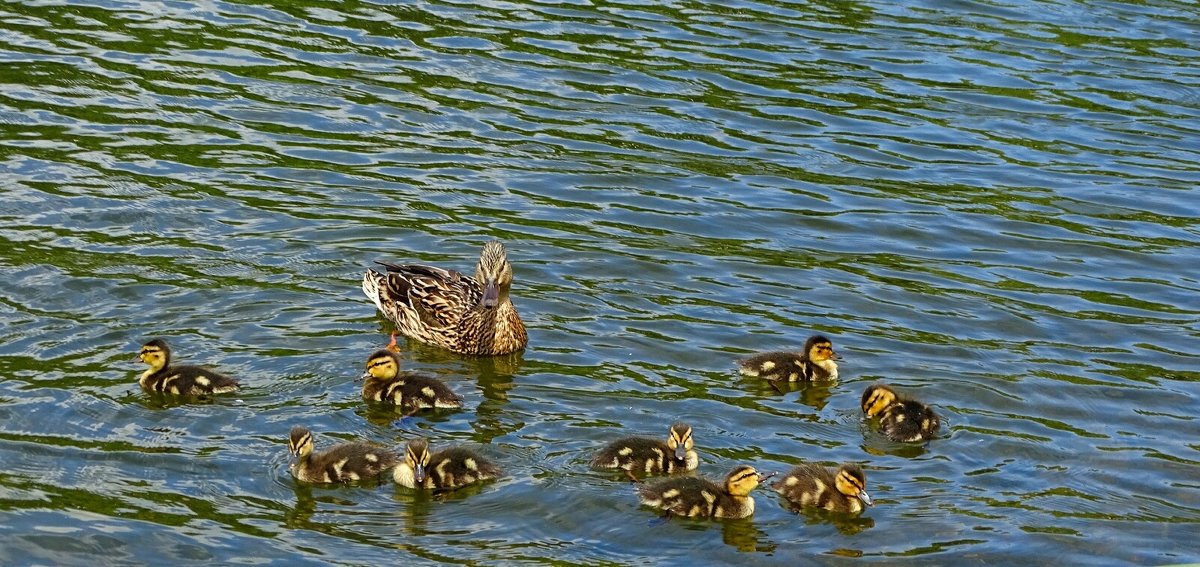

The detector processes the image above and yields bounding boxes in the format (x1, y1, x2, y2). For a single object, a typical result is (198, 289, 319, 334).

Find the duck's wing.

(375, 262, 482, 329)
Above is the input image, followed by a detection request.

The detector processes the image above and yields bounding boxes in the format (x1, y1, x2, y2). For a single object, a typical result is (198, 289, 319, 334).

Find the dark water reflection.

(2, 0, 1199, 564)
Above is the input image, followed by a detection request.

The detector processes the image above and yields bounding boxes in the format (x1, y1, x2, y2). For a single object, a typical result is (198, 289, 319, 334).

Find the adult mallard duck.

(134, 339, 239, 396)
(637, 464, 772, 519)
(737, 335, 839, 382)
(861, 383, 941, 443)
(361, 240, 528, 356)
(590, 422, 699, 482)
(773, 462, 872, 515)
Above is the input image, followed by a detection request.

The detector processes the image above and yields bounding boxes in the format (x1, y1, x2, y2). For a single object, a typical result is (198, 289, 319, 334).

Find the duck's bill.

(414, 463, 426, 484)
(858, 490, 873, 507)
(479, 280, 500, 308)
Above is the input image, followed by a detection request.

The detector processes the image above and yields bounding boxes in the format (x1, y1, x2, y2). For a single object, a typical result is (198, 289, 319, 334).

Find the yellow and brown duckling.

(773, 462, 872, 515)
(637, 464, 772, 519)
(393, 438, 502, 491)
(360, 349, 464, 411)
(590, 422, 699, 482)
(861, 383, 941, 443)
(286, 426, 400, 484)
(362, 240, 528, 356)
(737, 335, 839, 382)
(135, 339, 239, 396)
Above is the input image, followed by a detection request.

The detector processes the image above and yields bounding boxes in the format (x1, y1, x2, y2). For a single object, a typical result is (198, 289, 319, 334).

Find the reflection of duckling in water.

(360, 349, 463, 412)
(861, 383, 940, 443)
(738, 335, 840, 382)
(393, 438, 502, 491)
(590, 422, 698, 482)
(135, 339, 239, 396)
(287, 426, 399, 484)
(773, 463, 872, 515)
(638, 465, 773, 519)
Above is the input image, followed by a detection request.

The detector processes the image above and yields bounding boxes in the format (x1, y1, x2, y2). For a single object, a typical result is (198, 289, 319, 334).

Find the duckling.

(360, 349, 464, 411)
(135, 339, 239, 395)
(861, 383, 941, 443)
(590, 422, 699, 482)
(773, 462, 872, 515)
(393, 438, 502, 491)
(737, 335, 839, 382)
(287, 426, 400, 484)
(637, 464, 771, 519)
(362, 240, 528, 355)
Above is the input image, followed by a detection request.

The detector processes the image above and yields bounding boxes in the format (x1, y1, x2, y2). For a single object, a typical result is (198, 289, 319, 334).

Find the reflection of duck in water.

(360, 349, 463, 411)
(286, 426, 399, 484)
(773, 462, 872, 515)
(638, 465, 772, 519)
(861, 383, 940, 443)
(135, 339, 239, 396)
(392, 438, 502, 491)
(590, 422, 698, 482)
(738, 335, 840, 382)
(362, 240, 528, 355)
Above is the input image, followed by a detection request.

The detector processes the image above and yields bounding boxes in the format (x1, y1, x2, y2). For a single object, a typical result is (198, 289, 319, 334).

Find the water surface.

(1, 0, 1199, 564)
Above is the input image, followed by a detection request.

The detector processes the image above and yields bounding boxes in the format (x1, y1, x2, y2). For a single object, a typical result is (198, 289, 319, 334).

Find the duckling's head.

(404, 438, 433, 484)
(288, 426, 314, 461)
(861, 383, 899, 418)
(835, 463, 872, 507)
(666, 422, 694, 462)
(362, 349, 401, 381)
(475, 240, 513, 309)
(724, 465, 767, 496)
(804, 335, 838, 363)
(137, 339, 171, 372)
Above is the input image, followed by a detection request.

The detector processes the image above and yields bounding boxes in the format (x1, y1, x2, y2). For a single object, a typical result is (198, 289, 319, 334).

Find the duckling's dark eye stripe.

(731, 471, 757, 483)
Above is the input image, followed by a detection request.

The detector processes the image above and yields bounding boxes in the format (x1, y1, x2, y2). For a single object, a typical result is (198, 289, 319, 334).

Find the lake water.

(1, 0, 1198, 564)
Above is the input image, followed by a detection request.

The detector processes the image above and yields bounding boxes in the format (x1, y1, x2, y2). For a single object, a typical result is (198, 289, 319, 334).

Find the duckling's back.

(880, 399, 940, 443)
(427, 447, 502, 489)
(737, 351, 834, 382)
(293, 442, 399, 484)
(141, 365, 239, 396)
(637, 476, 752, 519)
(590, 436, 694, 475)
(773, 464, 862, 514)
(363, 372, 463, 409)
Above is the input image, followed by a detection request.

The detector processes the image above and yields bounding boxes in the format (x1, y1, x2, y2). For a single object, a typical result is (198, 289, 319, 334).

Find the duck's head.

(136, 339, 171, 372)
(666, 422, 694, 462)
(835, 463, 872, 507)
(288, 426, 314, 464)
(475, 240, 513, 309)
(861, 383, 899, 418)
(362, 349, 401, 382)
(405, 438, 433, 484)
(804, 335, 838, 363)
(725, 465, 772, 496)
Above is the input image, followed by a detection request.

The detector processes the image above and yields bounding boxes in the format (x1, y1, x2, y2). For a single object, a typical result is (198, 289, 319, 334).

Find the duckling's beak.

(132, 353, 143, 363)
(479, 279, 499, 309)
(414, 463, 426, 484)
(857, 490, 873, 507)
(674, 443, 687, 461)
(287, 449, 299, 468)
(830, 351, 842, 361)
(758, 471, 777, 484)
(357, 370, 369, 383)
